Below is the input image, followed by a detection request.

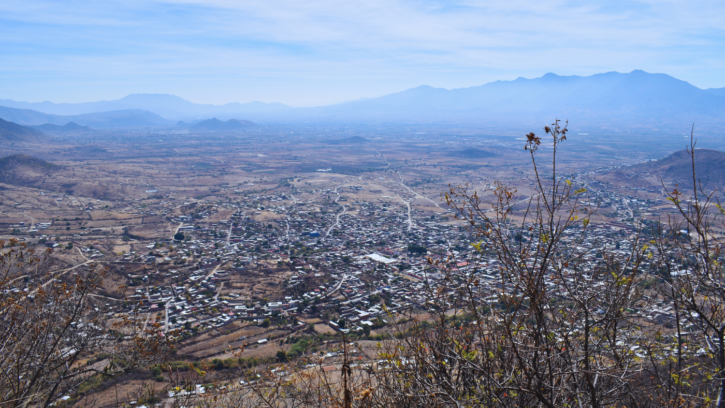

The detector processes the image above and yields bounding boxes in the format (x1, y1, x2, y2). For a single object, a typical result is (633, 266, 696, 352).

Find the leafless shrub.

(0, 239, 171, 407)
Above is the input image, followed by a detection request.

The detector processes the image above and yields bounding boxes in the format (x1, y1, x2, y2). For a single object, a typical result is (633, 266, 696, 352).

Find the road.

(281, 193, 299, 241)
(284, 213, 291, 240)
(376, 151, 389, 168)
(323, 274, 348, 298)
(142, 313, 151, 332)
(173, 222, 183, 238)
(395, 170, 442, 209)
(39, 259, 96, 288)
(204, 263, 224, 281)
(10, 258, 95, 287)
(24, 215, 36, 230)
(164, 302, 170, 333)
(324, 185, 347, 240)
(397, 194, 414, 231)
(214, 282, 225, 301)
(77, 246, 89, 261)
(225, 224, 233, 247)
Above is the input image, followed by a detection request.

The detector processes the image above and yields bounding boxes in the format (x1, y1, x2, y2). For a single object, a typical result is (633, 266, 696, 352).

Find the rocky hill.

(0, 154, 57, 185)
(634, 149, 725, 190)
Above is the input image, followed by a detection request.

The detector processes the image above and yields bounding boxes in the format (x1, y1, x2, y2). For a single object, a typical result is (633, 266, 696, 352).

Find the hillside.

(0, 118, 47, 142)
(0, 154, 57, 185)
(634, 149, 725, 190)
(191, 118, 256, 131)
(32, 122, 91, 132)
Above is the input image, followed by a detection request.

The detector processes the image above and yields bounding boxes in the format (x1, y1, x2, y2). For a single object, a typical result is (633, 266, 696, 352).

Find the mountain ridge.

(1, 70, 724, 128)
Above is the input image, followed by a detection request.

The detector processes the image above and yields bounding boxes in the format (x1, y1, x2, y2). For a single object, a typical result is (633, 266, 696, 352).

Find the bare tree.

(0, 239, 171, 407)
(649, 127, 725, 407)
(367, 120, 657, 407)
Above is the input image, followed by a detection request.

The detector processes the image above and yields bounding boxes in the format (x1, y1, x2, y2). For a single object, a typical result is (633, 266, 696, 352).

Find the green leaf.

(470, 241, 484, 252)
(574, 188, 587, 194)
(566, 180, 572, 186)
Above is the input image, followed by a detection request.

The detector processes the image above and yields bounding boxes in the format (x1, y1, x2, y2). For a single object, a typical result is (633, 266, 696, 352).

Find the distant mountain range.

(302, 70, 725, 128)
(0, 118, 47, 142)
(0, 106, 174, 128)
(0, 70, 723, 129)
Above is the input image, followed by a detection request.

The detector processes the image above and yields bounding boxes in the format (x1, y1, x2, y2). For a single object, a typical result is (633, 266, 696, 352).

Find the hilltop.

(0, 154, 57, 185)
(0, 118, 47, 142)
(32, 122, 91, 132)
(452, 148, 497, 159)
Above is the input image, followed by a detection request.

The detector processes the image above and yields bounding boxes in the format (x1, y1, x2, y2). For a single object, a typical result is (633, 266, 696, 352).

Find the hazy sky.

(1, 0, 724, 106)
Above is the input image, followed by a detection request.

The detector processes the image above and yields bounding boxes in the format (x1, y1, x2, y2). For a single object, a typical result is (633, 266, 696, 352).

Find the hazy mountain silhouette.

(302, 70, 725, 128)
(0, 94, 291, 121)
(0, 118, 47, 142)
(191, 118, 256, 131)
(67, 110, 174, 128)
(0, 106, 66, 126)
(0, 106, 174, 128)
(31, 122, 91, 132)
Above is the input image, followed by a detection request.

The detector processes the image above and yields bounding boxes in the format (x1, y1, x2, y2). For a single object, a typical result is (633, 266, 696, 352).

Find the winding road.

(324, 185, 347, 240)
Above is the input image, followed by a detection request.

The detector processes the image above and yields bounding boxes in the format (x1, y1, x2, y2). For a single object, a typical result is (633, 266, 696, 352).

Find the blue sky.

(1, 0, 723, 106)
